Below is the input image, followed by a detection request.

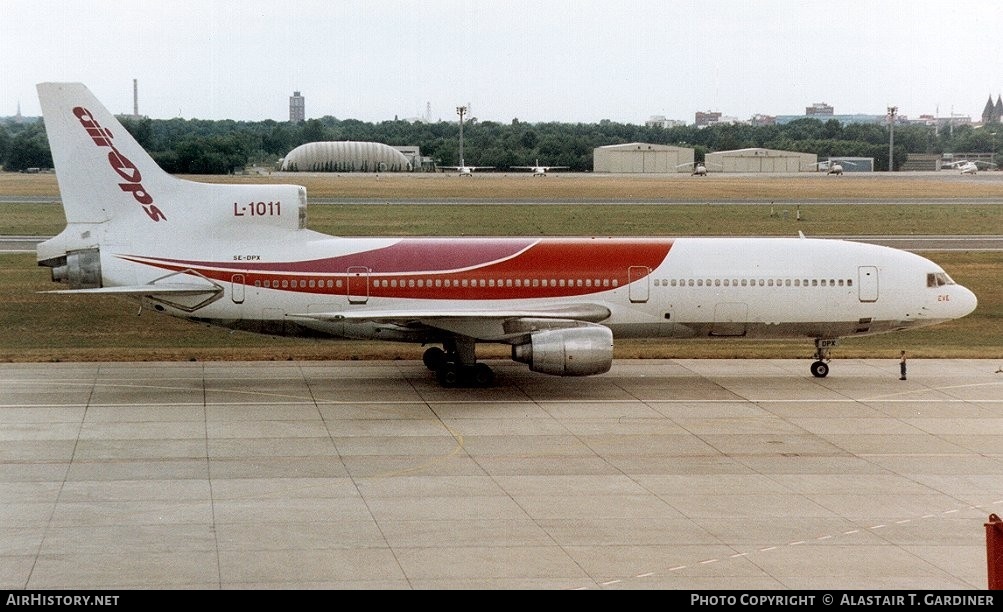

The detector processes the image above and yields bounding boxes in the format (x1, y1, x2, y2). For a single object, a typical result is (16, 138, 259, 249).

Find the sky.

(3, 0, 1003, 125)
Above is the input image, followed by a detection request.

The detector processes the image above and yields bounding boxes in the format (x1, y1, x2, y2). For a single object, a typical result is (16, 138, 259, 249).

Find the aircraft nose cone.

(957, 286, 978, 318)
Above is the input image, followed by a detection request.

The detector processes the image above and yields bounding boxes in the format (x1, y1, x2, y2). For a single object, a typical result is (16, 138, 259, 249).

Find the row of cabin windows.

(253, 277, 620, 290)
(654, 277, 854, 288)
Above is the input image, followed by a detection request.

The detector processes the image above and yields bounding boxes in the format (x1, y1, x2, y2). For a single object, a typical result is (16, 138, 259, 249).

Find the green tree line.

(1, 114, 1000, 174)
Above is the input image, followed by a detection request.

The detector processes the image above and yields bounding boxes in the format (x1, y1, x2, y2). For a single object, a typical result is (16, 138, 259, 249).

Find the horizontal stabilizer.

(42, 283, 222, 297)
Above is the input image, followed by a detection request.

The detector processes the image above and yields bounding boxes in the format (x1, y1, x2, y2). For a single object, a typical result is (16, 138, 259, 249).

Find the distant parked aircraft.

(813, 160, 857, 175)
(439, 158, 494, 176)
(676, 161, 722, 176)
(511, 159, 569, 176)
(943, 159, 997, 175)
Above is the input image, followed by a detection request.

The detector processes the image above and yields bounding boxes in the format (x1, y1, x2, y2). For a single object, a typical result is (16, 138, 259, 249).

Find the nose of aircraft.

(953, 285, 979, 319)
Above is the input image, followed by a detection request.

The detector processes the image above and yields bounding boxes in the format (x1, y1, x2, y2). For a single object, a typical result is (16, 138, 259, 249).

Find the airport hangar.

(280, 141, 412, 172)
(593, 143, 820, 174)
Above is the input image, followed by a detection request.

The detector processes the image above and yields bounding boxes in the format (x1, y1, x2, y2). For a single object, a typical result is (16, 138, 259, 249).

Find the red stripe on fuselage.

(119, 237, 673, 300)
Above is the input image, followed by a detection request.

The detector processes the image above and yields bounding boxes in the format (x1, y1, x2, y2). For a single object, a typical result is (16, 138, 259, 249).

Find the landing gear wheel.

(436, 364, 461, 387)
(472, 363, 495, 387)
(423, 347, 447, 371)
(810, 360, 829, 378)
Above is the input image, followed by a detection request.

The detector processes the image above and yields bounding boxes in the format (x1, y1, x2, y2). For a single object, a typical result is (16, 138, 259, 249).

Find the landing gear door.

(347, 266, 369, 304)
(858, 266, 878, 303)
(628, 266, 650, 303)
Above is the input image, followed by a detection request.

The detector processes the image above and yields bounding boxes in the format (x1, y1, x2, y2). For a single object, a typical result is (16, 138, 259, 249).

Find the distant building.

(645, 115, 686, 129)
(593, 142, 694, 173)
(981, 95, 1002, 123)
(805, 102, 834, 116)
(289, 91, 305, 123)
(281, 141, 411, 172)
(694, 111, 721, 128)
(705, 148, 816, 173)
(774, 113, 887, 126)
(750, 114, 776, 127)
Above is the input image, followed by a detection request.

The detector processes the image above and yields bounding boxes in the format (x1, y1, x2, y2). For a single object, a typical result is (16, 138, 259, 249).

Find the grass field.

(2, 171, 1001, 362)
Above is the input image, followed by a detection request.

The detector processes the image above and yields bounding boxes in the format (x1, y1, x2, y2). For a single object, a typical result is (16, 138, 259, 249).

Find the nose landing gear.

(811, 338, 838, 378)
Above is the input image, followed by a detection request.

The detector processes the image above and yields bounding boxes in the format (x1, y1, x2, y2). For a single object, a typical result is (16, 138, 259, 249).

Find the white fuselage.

(96, 234, 975, 344)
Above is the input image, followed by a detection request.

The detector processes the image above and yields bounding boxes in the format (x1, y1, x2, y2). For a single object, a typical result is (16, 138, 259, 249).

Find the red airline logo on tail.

(73, 106, 166, 222)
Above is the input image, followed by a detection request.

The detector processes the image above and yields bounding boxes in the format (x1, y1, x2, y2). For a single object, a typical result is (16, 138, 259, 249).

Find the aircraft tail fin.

(36, 82, 307, 270)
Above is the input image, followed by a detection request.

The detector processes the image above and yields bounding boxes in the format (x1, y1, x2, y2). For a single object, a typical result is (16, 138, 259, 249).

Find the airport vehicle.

(35, 83, 978, 387)
(438, 159, 494, 176)
(943, 159, 997, 175)
(511, 159, 569, 176)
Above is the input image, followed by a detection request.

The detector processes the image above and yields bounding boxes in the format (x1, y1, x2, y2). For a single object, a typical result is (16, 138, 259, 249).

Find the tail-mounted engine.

(44, 248, 102, 289)
(512, 326, 614, 376)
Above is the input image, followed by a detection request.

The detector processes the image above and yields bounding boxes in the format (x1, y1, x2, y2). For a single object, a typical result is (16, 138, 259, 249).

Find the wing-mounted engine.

(511, 325, 613, 376)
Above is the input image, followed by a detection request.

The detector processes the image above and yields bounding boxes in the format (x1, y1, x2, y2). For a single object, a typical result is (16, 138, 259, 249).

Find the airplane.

(511, 159, 569, 176)
(943, 159, 997, 175)
(34, 83, 978, 387)
(812, 160, 856, 175)
(675, 161, 721, 176)
(439, 158, 494, 176)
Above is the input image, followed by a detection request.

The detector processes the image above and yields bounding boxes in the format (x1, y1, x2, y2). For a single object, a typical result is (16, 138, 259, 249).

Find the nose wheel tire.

(810, 360, 829, 378)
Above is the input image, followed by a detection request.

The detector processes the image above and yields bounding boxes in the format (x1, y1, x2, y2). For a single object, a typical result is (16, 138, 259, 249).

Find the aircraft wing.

(289, 303, 611, 342)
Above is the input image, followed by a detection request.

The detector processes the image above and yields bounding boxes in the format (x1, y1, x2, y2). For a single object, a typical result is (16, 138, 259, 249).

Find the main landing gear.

(422, 339, 495, 388)
(810, 338, 839, 378)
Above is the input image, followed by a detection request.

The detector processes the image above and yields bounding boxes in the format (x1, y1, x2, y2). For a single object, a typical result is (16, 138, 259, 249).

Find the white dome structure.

(281, 141, 410, 172)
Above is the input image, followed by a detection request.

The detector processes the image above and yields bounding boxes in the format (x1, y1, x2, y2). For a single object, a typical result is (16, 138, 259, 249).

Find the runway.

(2, 359, 1002, 590)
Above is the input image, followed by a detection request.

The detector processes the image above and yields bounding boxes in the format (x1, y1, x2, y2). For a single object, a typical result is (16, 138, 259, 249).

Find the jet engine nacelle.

(49, 248, 102, 289)
(511, 326, 614, 376)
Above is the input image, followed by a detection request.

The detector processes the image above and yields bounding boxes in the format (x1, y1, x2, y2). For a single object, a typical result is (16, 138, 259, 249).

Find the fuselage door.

(628, 266, 650, 303)
(347, 266, 370, 304)
(231, 274, 245, 304)
(858, 266, 878, 303)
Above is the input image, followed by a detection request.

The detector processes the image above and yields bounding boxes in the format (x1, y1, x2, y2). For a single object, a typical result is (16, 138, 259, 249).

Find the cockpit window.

(927, 272, 955, 287)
